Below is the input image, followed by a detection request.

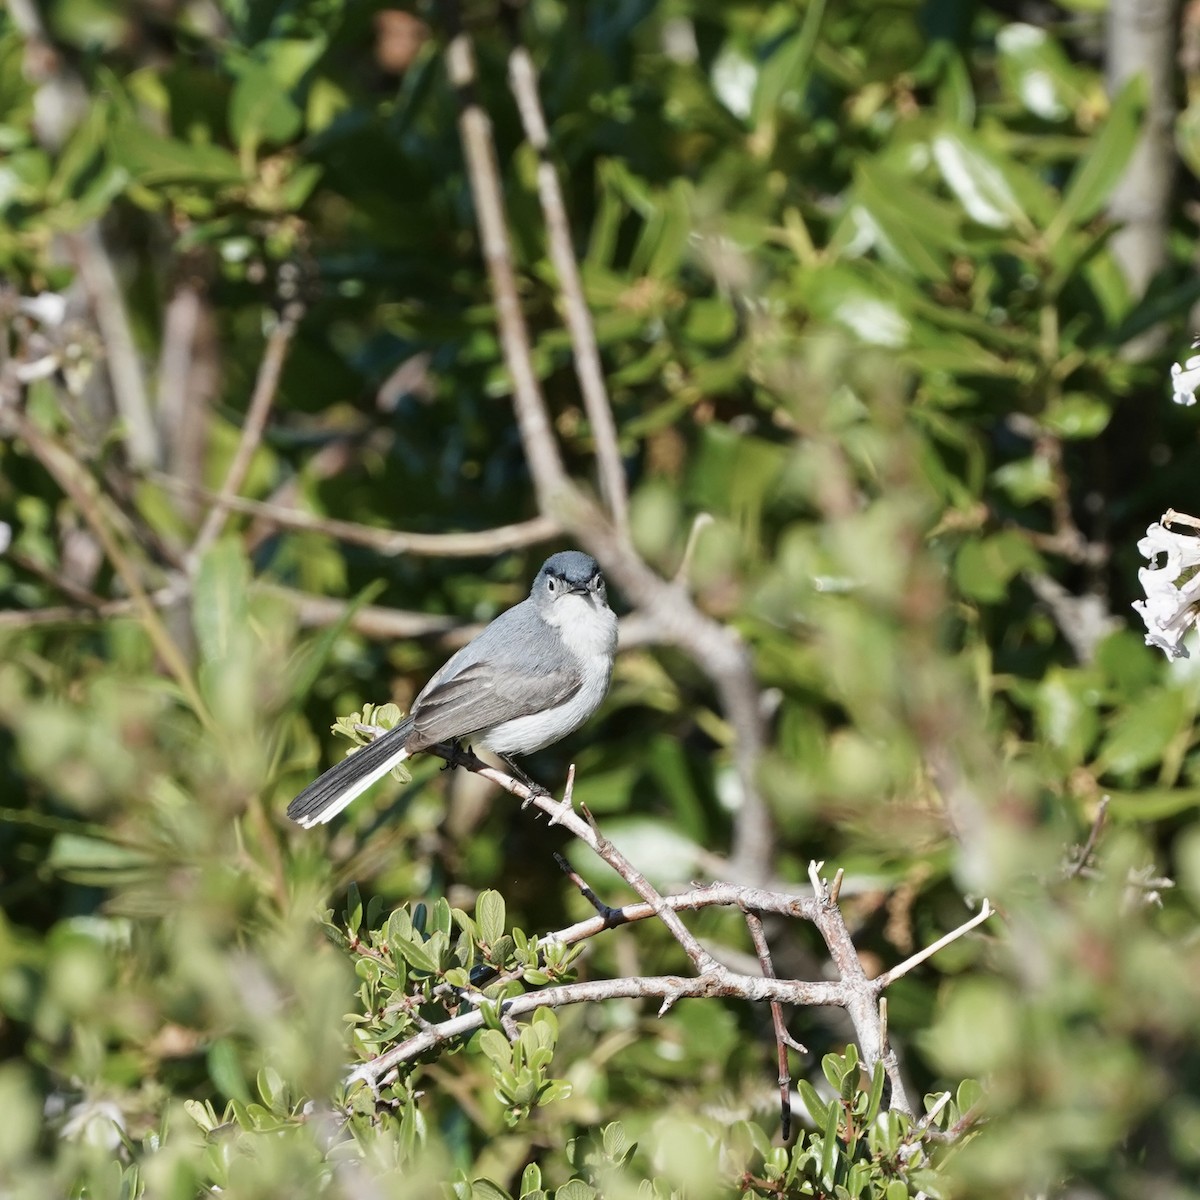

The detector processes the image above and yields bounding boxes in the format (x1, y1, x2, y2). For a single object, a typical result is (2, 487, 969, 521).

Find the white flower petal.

(1133, 517, 1200, 659)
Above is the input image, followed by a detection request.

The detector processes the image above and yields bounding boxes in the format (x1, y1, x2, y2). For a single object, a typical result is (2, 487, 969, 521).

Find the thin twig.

(871, 900, 993, 992)
(552, 850, 623, 922)
(507, 45, 629, 534)
(6, 548, 109, 609)
(155, 474, 560, 558)
(446, 25, 773, 882)
(1065, 796, 1109, 880)
(67, 226, 160, 470)
(445, 30, 570, 514)
(437, 742, 720, 975)
(189, 304, 301, 565)
(673, 513, 714, 584)
(9, 414, 211, 726)
(352, 970, 845, 1088)
(745, 910, 798, 1142)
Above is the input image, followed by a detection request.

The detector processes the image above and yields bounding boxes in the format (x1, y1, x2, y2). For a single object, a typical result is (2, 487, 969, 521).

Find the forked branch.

(343, 742, 993, 1119)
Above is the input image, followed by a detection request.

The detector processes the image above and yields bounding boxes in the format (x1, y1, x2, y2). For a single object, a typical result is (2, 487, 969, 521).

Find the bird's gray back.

(407, 598, 584, 749)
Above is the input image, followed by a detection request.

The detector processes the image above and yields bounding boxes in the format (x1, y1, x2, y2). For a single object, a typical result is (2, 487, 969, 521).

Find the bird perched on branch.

(287, 551, 617, 828)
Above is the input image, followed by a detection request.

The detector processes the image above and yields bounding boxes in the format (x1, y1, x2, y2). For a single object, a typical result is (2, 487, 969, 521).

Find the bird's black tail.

(286, 716, 416, 828)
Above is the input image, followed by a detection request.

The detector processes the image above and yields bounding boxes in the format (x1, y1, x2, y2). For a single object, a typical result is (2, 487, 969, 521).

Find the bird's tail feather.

(286, 717, 416, 828)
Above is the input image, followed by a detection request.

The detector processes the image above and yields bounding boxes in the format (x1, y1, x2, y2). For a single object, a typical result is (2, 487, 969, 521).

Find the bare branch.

(335, 744, 971, 1114)
(871, 900, 993, 992)
(9, 413, 210, 725)
(1065, 795, 1110, 880)
(507, 45, 629, 534)
(154, 475, 560, 558)
(745, 909, 799, 1142)
(1106, 0, 1177, 322)
(433, 741, 720, 974)
(189, 301, 301, 565)
(67, 227, 160, 469)
(446, 28, 773, 880)
(353, 971, 845, 1089)
(445, 31, 570, 512)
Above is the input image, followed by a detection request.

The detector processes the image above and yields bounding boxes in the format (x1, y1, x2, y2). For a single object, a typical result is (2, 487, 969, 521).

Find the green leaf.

(991, 455, 1055, 505)
(537, 1080, 572, 1107)
(931, 130, 1030, 232)
(1047, 77, 1143, 247)
(228, 38, 326, 158)
(476, 890, 506, 948)
(1095, 689, 1188, 779)
(393, 935, 438, 975)
(1106, 788, 1200, 820)
(865, 1062, 886, 1123)
(957, 1078, 984, 1113)
(798, 1079, 832, 1127)
(1033, 668, 1101, 767)
(601, 1121, 630, 1161)
(519, 1164, 543, 1198)
(953, 531, 1043, 602)
(1042, 392, 1112, 440)
(819, 1099, 840, 1184)
(345, 882, 363, 938)
(207, 1038, 250, 1103)
(192, 538, 249, 667)
(182, 1099, 219, 1133)
(110, 121, 244, 186)
(553, 1183, 596, 1200)
(478, 1029, 514, 1070)
(469, 1181, 513, 1200)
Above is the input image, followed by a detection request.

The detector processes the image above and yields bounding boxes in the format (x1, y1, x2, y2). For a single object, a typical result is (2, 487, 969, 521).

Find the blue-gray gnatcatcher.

(287, 551, 617, 828)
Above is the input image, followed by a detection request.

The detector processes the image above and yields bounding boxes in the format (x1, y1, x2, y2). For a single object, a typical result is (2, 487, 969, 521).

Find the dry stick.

(1065, 796, 1110, 880)
(0, 582, 470, 651)
(870, 900, 993, 992)
(436, 743, 719, 975)
(346, 738, 993, 1111)
(506, 45, 629, 536)
(67, 228, 161, 470)
(354, 971, 844, 1088)
(6, 548, 110, 609)
(807, 861, 911, 1114)
(446, 26, 773, 884)
(445, 33, 568, 514)
(10, 415, 212, 727)
(745, 910, 799, 1142)
(155, 475, 560, 558)
(553, 851, 623, 922)
(189, 305, 301, 565)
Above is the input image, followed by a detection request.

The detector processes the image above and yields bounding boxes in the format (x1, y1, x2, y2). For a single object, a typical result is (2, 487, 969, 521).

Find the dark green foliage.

(4, 1, 1200, 1197)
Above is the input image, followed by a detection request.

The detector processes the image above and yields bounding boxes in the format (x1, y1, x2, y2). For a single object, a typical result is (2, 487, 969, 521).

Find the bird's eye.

(546, 577, 557, 592)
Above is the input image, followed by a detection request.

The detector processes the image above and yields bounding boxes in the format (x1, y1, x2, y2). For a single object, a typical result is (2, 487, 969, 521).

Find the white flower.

(18, 292, 67, 327)
(1171, 348, 1200, 406)
(60, 1098, 126, 1150)
(0, 523, 9, 555)
(1132, 519, 1200, 659)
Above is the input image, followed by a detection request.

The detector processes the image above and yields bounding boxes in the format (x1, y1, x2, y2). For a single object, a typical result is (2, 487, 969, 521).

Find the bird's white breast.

(478, 595, 617, 756)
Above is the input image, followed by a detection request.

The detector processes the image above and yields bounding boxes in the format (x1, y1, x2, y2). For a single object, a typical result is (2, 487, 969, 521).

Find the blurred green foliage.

(4, 0, 1200, 1196)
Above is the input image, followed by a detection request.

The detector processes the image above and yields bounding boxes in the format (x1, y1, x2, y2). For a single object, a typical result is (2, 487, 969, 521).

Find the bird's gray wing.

(408, 602, 582, 747)
(410, 657, 582, 747)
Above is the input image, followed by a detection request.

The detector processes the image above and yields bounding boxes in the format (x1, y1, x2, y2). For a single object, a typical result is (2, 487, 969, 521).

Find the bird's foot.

(502, 756, 551, 805)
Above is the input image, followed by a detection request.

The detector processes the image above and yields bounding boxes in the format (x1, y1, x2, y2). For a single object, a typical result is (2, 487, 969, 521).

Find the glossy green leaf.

(1095, 689, 1190, 779)
(1047, 76, 1143, 248)
(931, 130, 1030, 231)
(476, 889, 505, 948)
